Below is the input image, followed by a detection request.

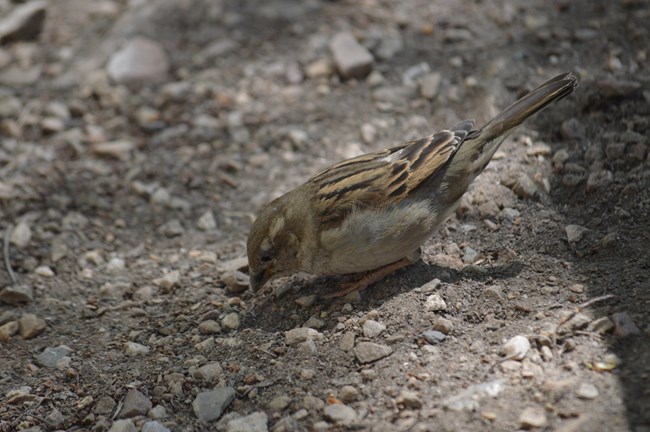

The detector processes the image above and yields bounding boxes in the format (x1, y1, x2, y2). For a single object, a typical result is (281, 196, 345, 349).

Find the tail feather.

(442, 72, 578, 202)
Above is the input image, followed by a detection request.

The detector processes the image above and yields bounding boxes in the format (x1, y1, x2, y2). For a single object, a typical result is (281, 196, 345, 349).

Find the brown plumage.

(247, 72, 578, 295)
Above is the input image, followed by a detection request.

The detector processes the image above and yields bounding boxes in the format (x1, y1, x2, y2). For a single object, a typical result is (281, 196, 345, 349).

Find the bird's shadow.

(240, 258, 523, 333)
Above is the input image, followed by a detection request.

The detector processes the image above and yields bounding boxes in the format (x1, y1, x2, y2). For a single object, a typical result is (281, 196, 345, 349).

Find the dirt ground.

(1, 0, 649, 431)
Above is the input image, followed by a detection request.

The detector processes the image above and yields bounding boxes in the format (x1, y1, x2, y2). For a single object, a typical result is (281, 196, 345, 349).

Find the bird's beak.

(250, 268, 271, 292)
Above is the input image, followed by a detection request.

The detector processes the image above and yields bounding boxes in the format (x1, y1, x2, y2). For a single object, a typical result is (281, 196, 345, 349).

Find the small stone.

(420, 278, 441, 292)
(94, 396, 117, 415)
(285, 327, 321, 345)
(227, 412, 268, 432)
(92, 140, 134, 160)
(566, 225, 589, 243)
(198, 320, 221, 335)
(141, 421, 171, 432)
(106, 257, 125, 273)
(483, 285, 504, 300)
(193, 388, 236, 422)
(45, 408, 65, 429)
(41, 117, 65, 133)
(561, 312, 592, 333)
(568, 284, 584, 293)
(155, 270, 180, 292)
(611, 312, 641, 337)
(339, 331, 355, 352)
(588, 316, 615, 334)
(560, 118, 585, 140)
(462, 246, 480, 264)
(148, 405, 167, 419)
(501, 172, 540, 199)
(553, 149, 570, 166)
(576, 382, 599, 399)
(425, 294, 447, 312)
(329, 32, 374, 79)
(107, 37, 169, 84)
(519, 407, 547, 429)
(419, 72, 442, 99)
(124, 341, 150, 356)
(222, 270, 249, 294)
(362, 319, 386, 338)
(10, 221, 31, 248)
(19, 314, 46, 339)
(605, 143, 626, 160)
(503, 335, 530, 360)
(302, 395, 325, 411)
(586, 170, 613, 193)
(419, 330, 446, 344)
(596, 79, 641, 98)
(295, 295, 316, 308)
(197, 210, 217, 231)
(354, 342, 393, 363)
(526, 143, 552, 156)
(360, 123, 376, 145)
(221, 313, 240, 331)
(323, 404, 357, 426)
(300, 368, 316, 379)
(36, 345, 72, 368)
(433, 317, 454, 334)
(269, 395, 292, 412)
(108, 419, 137, 432)
(195, 362, 223, 382)
(305, 58, 334, 79)
(195, 337, 215, 352)
(0, 0, 47, 44)
(1, 284, 34, 305)
(397, 390, 423, 409)
(0, 320, 19, 342)
(338, 386, 358, 403)
(119, 389, 152, 418)
(33, 265, 54, 277)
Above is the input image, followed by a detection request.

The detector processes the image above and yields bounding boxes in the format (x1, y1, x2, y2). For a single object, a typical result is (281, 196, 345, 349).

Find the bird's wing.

(311, 122, 473, 229)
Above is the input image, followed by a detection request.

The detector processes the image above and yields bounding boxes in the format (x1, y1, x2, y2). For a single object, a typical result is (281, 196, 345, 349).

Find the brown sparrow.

(247, 72, 578, 297)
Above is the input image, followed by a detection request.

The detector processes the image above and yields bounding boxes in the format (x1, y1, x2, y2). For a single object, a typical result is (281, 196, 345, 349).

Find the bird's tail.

(443, 72, 578, 200)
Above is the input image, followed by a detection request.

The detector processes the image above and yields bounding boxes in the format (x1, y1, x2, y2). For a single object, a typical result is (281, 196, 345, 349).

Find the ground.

(0, 0, 649, 431)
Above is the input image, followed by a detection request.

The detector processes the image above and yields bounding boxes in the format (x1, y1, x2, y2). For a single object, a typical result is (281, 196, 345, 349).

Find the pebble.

(198, 320, 221, 335)
(595, 78, 641, 98)
(338, 385, 358, 403)
(141, 421, 171, 432)
(576, 382, 599, 400)
(221, 313, 240, 331)
(155, 270, 180, 292)
(397, 390, 423, 409)
(107, 37, 169, 84)
(501, 172, 540, 200)
(419, 72, 442, 99)
(462, 246, 480, 264)
(0, 0, 47, 43)
(420, 278, 441, 292)
(339, 331, 355, 352)
(227, 412, 268, 432)
(295, 295, 316, 308)
(560, 118, 586, 140)
(108, 419, 136, 432)
(269, 395, 292, 412)
(587, 316, 614, 334)
(360, 123, 376, 145)
(0, 320, 19, 342)
(419, 330, 446, 344)
(362, 319, 386, 338)
(566, 225, 589, 243)
(124, 341, 150, 356)
(503, 335, 530, 360)
(611, 312, 641, 337)
(285, 327, 322, 345)
(195, 362, 223, 382)
(94, 396, 117, 415)
(329, 31, 374, 79)
(45, 408, 65, 429)
(197, 210, 217, 231)
(10, 221, 31, 248)
(192, 387, 236, 422)
(433, 317, 454, 334)
(119, 388, 152, 418)
(305, 58, 334, 79)
(148, 405, 167, 419)
(519, 406, 547, 429)
(19, 314, 46, 339)
(36, 345, 72, 368)
(323, 404, 357, 426)
(106, 257, 125, 273)
(0, 284, 33, 304)
(483, 285, 504, 300)
(91, 140, 134, 160)
(354, 342, 393, 363)
(568, 284, 584, 293)
(424, 294, 447, 312)
(221, 270, 249, 294)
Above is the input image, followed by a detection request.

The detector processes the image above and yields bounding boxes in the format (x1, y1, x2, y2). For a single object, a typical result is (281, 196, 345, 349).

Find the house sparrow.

(247, 72, 578, 296)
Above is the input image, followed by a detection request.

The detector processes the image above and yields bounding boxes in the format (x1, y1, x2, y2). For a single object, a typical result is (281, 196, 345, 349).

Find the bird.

(247, 72, 578, 297)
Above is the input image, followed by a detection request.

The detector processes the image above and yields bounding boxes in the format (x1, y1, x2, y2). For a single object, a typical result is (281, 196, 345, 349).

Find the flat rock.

(329, 32, 374, 79)
(0, 0, 47, 44)
(192, 388, 236, 422)
(323, 404, 357, 426)
(362, 319, 386, 338)
(119, 388, 152, 418)
(285, 327, 321, 345)
(107, 37, 169, 84)
(227, 412, 268, 432)
(0, 284, 34, 304)
(354, 342, 393, 363)
(36, 345, 73, 368)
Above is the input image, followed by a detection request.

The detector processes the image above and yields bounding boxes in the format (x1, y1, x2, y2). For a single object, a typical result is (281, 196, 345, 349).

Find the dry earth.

(0, 0, 649, 431)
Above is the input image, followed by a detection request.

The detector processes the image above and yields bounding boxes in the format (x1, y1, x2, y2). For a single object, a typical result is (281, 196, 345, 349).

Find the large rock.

(0, 0, 47, 44)
(107, 37, 169, 84)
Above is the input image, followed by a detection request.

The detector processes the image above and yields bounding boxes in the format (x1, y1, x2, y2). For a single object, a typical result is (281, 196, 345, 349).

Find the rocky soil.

(1, 0, 649, 431)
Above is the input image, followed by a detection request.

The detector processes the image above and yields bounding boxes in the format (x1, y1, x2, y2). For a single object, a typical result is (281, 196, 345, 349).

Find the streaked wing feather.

(312, 127, 470, 229)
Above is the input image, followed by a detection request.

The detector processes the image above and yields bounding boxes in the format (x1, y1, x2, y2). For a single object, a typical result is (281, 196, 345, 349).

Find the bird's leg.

(325, 250, 420, 299)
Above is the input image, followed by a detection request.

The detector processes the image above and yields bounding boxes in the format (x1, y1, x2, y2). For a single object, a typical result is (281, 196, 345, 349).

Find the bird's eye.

(259, 251, 273, 263)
